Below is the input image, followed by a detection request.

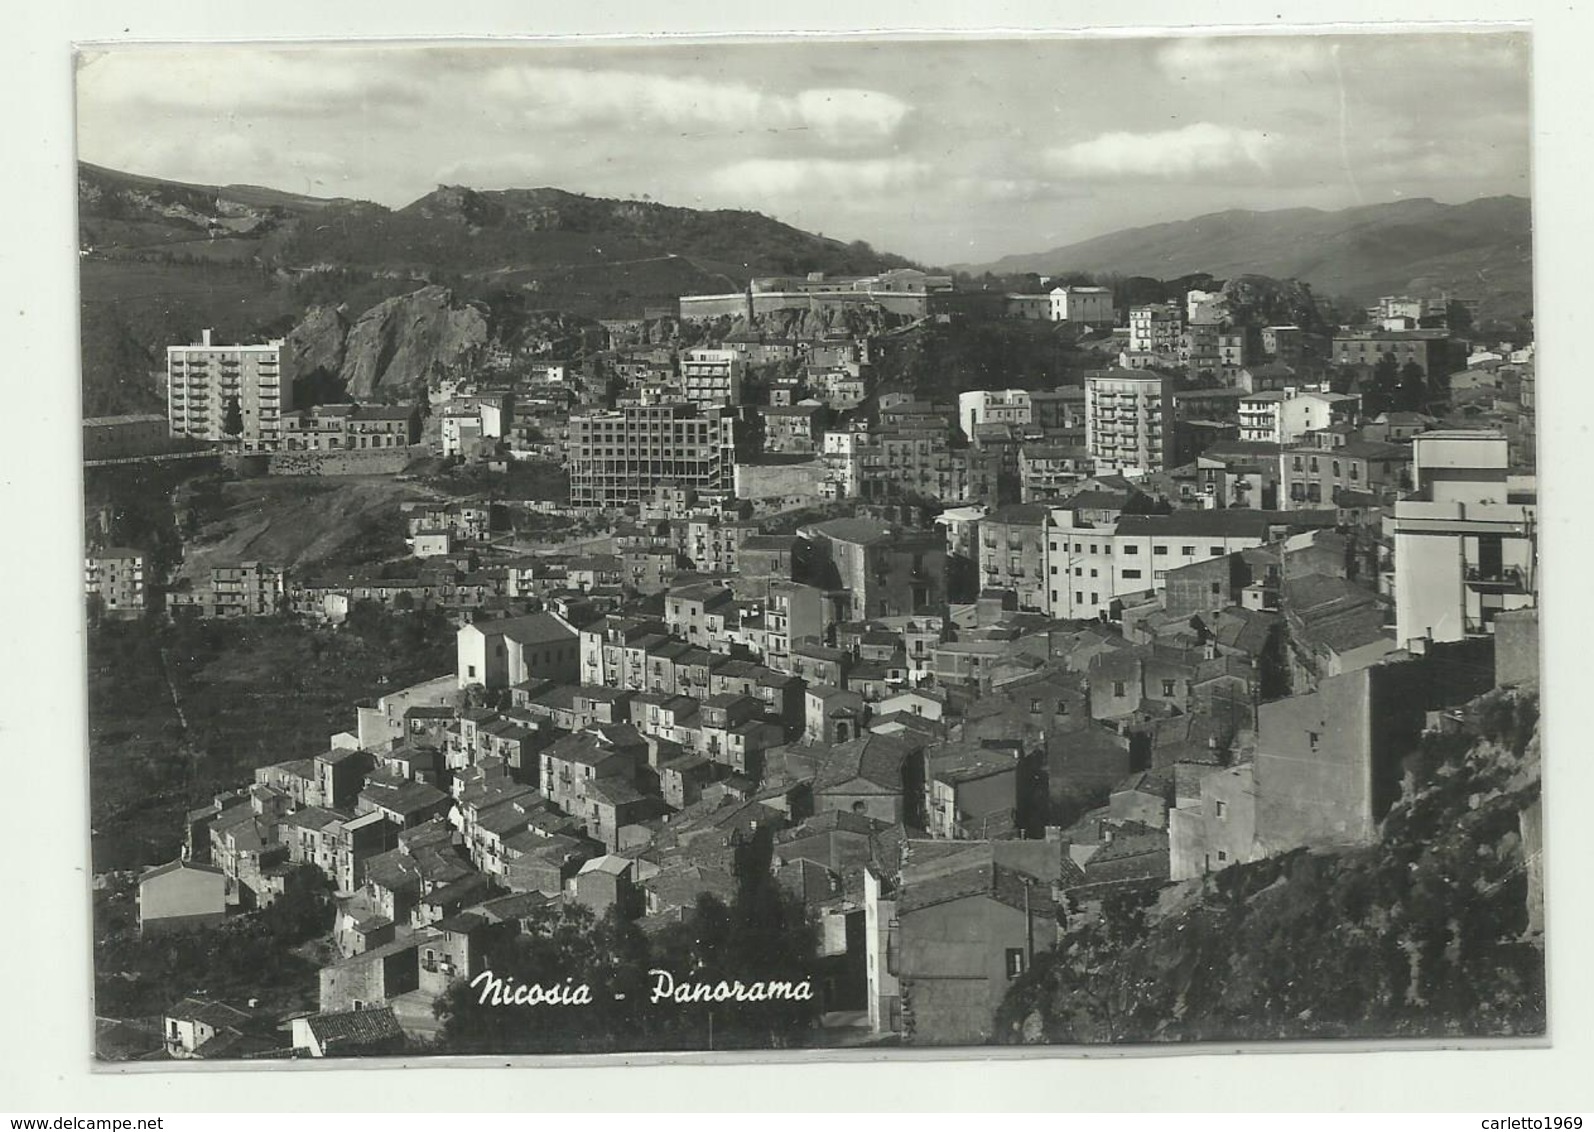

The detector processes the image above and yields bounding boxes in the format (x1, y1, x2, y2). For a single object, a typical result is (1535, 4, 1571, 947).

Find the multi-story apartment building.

(680, 349, 745, 407)
(84, 547, 146, 620)
(1047, 285, 1115, 325)
(168, 562, 287, 619)
(1085, 369, 1172, 475)
(854, 428, 958, 503)
(166, 329, 292, 451)
(977, 503, 1050, 612)
(685, 519, 761, 574)
(1018, 444, 1091, 503)
(761, 403, 824, 453)
(1045, 509, 1271, 620)
(567, 403, 737, 509)
(764, 580, 834, 674)
(1178, 323, 1223, 377)
(1127, 303, 1181, 356)
(1028, 387, 1088, 432)
(1279, 439, 1411, 508)
(800, 517, 947, 621)
(1391, 431, 1537, 649)
(958, 389, 1033, 440)
(1237, 389, 1359, 445)
(1331, 329, 1455, 379)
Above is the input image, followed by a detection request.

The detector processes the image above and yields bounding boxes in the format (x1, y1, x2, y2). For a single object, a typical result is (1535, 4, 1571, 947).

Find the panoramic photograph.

(77, 30, 1542, 1062)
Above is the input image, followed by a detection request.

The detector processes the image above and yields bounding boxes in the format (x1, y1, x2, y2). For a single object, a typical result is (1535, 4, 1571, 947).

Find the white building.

(1085, 369, 1172, 476)
(1048, 286, 1115, 326)
(1391, 431, 1536, 649)
(1237, 389, 1359, 445)
(1127, 303, 1182, 356)
(1186, 289, 1226, 324)
(957, 389, 1032, 440)
(680, 349, 745, 407)
(821, 428, 868, 498)
(1045, 508, 1272, 621)
(166, 328, 292, 451)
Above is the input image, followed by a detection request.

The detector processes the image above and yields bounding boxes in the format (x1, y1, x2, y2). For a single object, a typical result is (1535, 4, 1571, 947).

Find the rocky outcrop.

(284, 304, 349, 383)
(335, 286, 490, 398)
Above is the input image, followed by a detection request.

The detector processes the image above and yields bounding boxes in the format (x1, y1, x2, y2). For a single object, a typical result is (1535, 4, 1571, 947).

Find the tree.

(221, 395, 244, 438)
(1397, 360, 1430, 412)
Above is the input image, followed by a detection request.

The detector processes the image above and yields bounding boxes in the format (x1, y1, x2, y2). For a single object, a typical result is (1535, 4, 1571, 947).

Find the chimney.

(201, 328, 213, 347)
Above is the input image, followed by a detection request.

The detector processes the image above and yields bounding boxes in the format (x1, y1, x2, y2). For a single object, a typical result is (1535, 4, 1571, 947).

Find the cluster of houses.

(127, 411, 1538, 1052)
(99, 274, 1542, 1058)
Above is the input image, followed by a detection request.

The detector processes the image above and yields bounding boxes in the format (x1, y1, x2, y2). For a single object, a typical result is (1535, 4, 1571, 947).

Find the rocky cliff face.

(284, 304, 349, 383)
(320, 285, 490, 398)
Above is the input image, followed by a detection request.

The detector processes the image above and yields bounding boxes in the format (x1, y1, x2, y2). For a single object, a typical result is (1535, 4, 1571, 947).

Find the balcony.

(1465, 565, 1530, 593)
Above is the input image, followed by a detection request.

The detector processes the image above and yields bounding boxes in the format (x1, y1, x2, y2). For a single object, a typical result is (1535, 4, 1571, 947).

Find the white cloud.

(481, 66, 908, 142)
(1045, 123, 1281, 179)
(707, 157, 930, 199)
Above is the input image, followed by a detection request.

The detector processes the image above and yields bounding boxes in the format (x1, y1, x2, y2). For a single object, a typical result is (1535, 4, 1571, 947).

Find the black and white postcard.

(74, 28, 1545, 1066)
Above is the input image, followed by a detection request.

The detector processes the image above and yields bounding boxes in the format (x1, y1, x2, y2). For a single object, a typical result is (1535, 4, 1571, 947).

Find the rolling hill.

(965, 196, 1533, 323)
(77, 163, 921, 414)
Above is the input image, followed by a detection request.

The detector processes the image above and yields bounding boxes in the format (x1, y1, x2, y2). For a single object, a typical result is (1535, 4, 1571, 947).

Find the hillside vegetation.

(78, 163, 920, 415)
(997, 686, 1544, 1044)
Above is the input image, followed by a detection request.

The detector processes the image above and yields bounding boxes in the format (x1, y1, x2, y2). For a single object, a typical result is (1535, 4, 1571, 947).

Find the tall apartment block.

(1085, 369, 1172, 476)
(567, 403, 737, 509)
(680, 349, 745, 407)
(166, 328, 292, 451)
(1391, 430, 1536, 649)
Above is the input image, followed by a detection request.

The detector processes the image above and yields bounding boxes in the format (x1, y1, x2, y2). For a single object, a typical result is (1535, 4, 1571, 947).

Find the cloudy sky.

(75, 32, 1531, 266)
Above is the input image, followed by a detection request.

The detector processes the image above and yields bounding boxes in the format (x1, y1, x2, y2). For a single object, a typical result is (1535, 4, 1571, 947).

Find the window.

(1091, 592, 1098, 604)
(1123, 545, 1139, 555)
(1181, 545, 1196, 556)
(467, 664, 477, 678)
(1073, 567, 1083, 577)
(1153, 545, 1168, 556)
(1006, 949, 1026, 979)
(1215, 799, 1227, 818)
(1050, 565, 1058, 576)
(1162, 680, 1176, 697)
(1089, 568, 1098, 579)
(1113, 681, 1127, 698)
(1209, 547, 1223, 556)
(1211, 581, 1223, 596)
(1217, 850, 1229, 862)
(1075, 591, 1084, 605)
(1122, 568, 1142, 580)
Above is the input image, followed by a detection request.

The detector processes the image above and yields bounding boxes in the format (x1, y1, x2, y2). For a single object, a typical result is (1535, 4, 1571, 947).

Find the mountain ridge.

(959, 195, 1532, 322)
